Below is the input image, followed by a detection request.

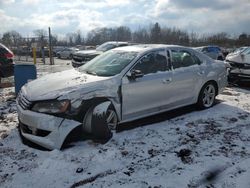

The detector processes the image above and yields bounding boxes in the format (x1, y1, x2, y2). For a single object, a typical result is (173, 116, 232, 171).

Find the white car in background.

(226, 47, 250, 82)
(56, 47, 79, 59)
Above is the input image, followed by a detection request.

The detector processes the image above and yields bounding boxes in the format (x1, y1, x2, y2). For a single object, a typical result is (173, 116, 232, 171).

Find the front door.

(121, 49, 173, 121)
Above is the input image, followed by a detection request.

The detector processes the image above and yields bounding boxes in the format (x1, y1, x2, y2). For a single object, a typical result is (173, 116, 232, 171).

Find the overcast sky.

(0, 0, 250, 37)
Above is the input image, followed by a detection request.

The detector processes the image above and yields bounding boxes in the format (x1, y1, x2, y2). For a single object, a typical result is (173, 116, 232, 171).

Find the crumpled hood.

(22, 69, 110, 101)
(226, 53, 249, 65)
(74, 50, 102, 56)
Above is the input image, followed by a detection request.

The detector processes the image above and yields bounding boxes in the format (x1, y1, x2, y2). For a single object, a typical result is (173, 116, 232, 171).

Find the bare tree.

(33, 29, 47, 47)
(1, 30, 22, 48)
(75, 30, 83, 45)
(150, 22, 161, 43)
(66, 32, 74, 46)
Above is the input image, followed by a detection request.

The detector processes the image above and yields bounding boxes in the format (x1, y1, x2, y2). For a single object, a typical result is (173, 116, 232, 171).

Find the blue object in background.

(14, 64, 37, 95)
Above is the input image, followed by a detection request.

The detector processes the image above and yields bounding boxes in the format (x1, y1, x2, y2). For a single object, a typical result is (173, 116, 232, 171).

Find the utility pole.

(48, 27, 54, 65)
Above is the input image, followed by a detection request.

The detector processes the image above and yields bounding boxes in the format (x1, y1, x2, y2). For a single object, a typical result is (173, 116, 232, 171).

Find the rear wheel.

(197, 82, 216, 109)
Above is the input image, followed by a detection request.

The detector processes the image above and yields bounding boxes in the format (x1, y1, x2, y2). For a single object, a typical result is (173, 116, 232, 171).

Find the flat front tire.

(197, 82, 216, 109)
(83, 102, 118, 142)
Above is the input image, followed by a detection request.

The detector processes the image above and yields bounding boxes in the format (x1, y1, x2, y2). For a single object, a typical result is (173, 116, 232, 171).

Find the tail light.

(4, 52, 14, 59)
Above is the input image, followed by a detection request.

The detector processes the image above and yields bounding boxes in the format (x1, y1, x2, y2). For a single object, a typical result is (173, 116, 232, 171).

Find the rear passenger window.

(171, 50, 200, 69)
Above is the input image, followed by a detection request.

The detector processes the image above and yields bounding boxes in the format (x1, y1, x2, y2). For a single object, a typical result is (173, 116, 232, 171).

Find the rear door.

(169, 47, 204, 106)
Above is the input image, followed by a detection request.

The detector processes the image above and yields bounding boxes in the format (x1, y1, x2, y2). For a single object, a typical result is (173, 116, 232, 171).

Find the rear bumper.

(17, 103, 82, 150)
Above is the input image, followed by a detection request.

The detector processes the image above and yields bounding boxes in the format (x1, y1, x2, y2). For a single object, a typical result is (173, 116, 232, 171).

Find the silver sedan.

(17, 45, 228, 150)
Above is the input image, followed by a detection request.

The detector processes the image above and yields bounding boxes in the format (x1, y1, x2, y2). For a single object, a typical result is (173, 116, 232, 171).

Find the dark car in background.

(0, 43, 14, 79)
(72, 41, 131, 67)
(194, 46, 225, 60)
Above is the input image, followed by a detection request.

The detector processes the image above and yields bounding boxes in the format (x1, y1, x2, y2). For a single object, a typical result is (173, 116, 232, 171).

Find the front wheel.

(83, 102, 118, 142)
(106, 108, 118, 131)
(197, 82, 216, 109)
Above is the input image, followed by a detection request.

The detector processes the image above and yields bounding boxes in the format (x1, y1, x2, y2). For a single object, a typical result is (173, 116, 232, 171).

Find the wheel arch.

(206, 80, 219, 96)
(78, 97, 120, 123)
(196, 80, 218, 109)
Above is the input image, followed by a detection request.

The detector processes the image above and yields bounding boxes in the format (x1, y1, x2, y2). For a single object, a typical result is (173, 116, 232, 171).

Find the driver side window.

(132, 50, 169, 75)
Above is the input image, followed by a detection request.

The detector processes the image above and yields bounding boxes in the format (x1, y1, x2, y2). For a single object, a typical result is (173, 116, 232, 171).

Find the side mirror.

(127, 70, 143, 80)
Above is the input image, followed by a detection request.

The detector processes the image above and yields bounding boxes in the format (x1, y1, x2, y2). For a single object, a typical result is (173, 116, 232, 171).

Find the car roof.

(195, 45, 220, 48)
(104, 41, 129, 44)
(112, 44, 184, 53)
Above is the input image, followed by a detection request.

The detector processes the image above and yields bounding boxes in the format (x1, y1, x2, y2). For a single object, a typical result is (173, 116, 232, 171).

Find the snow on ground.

(1, 63, 250, 187)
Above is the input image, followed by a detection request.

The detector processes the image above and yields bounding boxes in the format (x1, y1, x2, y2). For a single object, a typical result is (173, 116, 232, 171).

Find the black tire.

(197, 82, 217, 109)
(91, 104, 117, 143)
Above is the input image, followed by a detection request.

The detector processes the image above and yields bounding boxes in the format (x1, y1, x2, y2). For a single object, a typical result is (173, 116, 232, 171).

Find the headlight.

(32, 100, 70, 114)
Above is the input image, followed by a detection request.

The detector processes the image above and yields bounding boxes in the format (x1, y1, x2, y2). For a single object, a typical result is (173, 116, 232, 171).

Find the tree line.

(1, 23, 249, 49)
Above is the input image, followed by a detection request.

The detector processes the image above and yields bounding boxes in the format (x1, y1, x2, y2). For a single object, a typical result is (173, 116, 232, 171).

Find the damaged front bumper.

(227, 61, 250, 82)
(17, 104, 82, 150)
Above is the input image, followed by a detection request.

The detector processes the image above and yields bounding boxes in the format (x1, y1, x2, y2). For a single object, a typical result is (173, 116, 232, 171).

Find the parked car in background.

(226, 46, 250, 82)
(194, 46, 225, 60)
(17, 44, 228, 150)
(0, 43, 14, 79)
(53, 46, 65, 56)
(56, 47, 79, 59)
(75, 45, 96, 50)
(72, 41, 131, 67)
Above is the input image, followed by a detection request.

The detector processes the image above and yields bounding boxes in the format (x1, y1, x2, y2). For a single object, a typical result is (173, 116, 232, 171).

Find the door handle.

(162, 78, 172, 84)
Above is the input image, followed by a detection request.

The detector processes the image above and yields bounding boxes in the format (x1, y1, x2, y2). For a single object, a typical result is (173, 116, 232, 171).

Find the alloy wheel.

(202, 84, 216, 108)
(106, 109, 118, 131)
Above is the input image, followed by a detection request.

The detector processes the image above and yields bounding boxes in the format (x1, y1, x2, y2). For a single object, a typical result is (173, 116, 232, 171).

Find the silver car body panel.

(17, 44, 227, 149)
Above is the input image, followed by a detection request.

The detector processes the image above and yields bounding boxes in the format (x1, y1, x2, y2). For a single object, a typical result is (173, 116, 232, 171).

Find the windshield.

(79, 50, 138, 77)
(241, 47, 250, 55)
(233, 47, 248, 54)
(96, 43, 116, 52)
